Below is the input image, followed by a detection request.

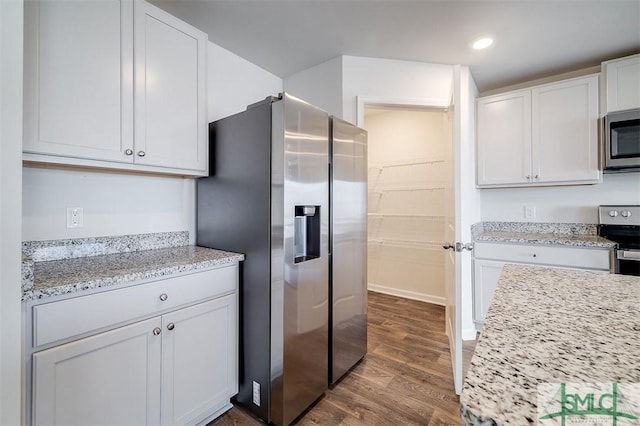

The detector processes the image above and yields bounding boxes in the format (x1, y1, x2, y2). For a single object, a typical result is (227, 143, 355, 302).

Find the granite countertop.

(460, 264, 640, 425)
(22, 232, 244, 302)
(472, 221, 616, 249)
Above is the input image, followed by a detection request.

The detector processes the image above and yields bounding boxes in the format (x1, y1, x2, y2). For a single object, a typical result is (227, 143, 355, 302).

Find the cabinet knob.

(159, 293, 168, 301)
(526, 175, 531, 180)
(534, 174, 539, 179)
(167, 323, 175, 331)
(137, 150, 146, 157)
(153, 327, 161, 336)
(533, 253, 537, 258)
(124, 149, 133, 156)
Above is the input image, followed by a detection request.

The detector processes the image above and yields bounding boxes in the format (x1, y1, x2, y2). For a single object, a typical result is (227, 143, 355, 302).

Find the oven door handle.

(617, 250, 640, 261)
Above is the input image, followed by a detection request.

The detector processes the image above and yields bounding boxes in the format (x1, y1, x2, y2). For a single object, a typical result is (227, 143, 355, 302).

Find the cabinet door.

(473, 259, 505, 325)
(605, 55, 640, 113)
(134, 1, 208, 172)
(476, 90, 532, 186)
(32, 318, 162, 426)
(532, 75, 600, 184)
(161, 294, 238, 425)
(23, 0, 134, 162)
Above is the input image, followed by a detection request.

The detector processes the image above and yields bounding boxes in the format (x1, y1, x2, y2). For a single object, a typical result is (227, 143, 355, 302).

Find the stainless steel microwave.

(604, 108, 640, 172)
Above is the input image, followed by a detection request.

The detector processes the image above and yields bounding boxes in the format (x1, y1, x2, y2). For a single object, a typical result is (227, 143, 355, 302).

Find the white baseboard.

(368, 283, 445, 306)
(462, 327, 477, 341)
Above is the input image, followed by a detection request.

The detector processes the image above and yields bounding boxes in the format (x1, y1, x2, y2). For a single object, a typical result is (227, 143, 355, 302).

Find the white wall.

(284, 56, 343, 116)
(480, 173, 640, 223)
(208, 42, 282, 122)
(1, 0, 24, 424)
(22, 40, 283, 244)
(22, 167, 196, 241)
(342, 56, 453, 124)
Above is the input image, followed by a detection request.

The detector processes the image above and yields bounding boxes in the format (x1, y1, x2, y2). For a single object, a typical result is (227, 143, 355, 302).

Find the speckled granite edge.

(22, 255, 34, 292)
(23, 247, 245, 302)
(22, 231, 189, 262)
(460, 264, 640, 425)
(470, 222, 615, 248)
(477, 221, 597, 235)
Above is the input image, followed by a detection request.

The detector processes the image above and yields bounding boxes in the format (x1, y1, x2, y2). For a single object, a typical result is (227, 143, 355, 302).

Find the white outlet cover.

(252, 381, 260, 406)
(524, 205, 536, 220)
(66, 207, 84, 228)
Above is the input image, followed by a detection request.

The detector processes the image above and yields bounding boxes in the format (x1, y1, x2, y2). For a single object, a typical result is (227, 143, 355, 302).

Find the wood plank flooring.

(210, 291, 464, 426)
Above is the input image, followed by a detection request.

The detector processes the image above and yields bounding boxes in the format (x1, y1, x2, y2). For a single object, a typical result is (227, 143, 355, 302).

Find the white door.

(32, 318, 162, 426)
(161, 295, 238, 426)
(445, 66, 479, 395)
(134, 1, 207, 172)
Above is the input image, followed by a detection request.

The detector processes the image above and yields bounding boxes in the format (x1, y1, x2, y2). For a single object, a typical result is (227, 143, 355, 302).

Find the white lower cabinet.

(33, 318, 162, 426)
(161, 296, 237, 426)
(472, 242, 611, 328)
(27, 267, 238, 426)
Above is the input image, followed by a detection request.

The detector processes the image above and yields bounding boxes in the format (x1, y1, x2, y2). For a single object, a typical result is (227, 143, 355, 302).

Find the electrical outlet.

(524, 205, 536, 220)
(252, 381, 260, 406)
(66, 207, 84, 228)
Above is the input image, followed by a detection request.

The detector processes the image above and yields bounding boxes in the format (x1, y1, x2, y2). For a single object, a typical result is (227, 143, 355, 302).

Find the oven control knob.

(609, 210, 619, 217)
(621, 211, 632, 218)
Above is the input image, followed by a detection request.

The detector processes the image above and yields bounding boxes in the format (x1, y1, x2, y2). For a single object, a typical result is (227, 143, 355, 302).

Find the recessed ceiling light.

(472, 37, 494, 50)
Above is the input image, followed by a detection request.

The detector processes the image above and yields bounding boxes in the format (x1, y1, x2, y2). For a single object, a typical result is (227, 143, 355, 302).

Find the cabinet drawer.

(474, 243, 610, 270)
(33, 265, 237, 348)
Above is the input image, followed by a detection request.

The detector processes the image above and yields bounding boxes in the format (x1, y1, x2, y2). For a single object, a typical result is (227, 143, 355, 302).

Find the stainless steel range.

(598, 205, 640, 276)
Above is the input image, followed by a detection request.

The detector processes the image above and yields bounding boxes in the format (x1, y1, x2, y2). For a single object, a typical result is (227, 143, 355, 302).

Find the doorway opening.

(364, 106, 451, 305)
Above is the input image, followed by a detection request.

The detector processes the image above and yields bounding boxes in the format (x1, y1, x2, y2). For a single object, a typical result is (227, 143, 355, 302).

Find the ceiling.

(150, 0, 640, 93)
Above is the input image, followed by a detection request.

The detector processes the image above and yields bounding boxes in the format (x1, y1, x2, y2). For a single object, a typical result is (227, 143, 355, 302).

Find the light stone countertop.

(21, 232, 244, 302)
(472, 221, 616, 248)
(460, 264, 640, 425)
(475, 230, 616, 248)
(23, 246, 244, 302)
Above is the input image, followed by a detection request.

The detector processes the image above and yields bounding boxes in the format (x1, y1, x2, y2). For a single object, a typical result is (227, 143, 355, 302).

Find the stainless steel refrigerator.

(197, 93, 329, 425)
(329, 117, 368, 385)
(196, 93, 367, 425)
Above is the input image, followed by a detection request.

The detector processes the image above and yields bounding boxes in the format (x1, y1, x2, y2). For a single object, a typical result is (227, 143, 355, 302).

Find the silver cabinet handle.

(137, 150, 146, 157)
(124, 149, 133, 156)
(167, 323, 175, 331)
(153, 327, 161, 336)
(159, 293, 168, 301)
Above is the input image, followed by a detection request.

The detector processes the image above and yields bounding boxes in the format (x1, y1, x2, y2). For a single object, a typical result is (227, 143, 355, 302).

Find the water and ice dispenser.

(294, 206, 320, 263)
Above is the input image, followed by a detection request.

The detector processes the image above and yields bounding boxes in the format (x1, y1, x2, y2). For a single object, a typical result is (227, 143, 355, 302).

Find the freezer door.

(270, 93, 329, 426)
(329, 117, 368, 385)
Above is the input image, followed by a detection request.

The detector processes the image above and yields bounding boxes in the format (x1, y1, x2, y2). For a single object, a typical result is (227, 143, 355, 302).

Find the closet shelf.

(368, 238, 445, 249)
(367, 213, 444, 219)
(369, 185, 445, 193)
(369, 158, 446, 169)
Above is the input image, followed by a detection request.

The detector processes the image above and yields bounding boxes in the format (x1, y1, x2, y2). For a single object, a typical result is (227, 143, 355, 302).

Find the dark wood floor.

(211, 291, 464, 426)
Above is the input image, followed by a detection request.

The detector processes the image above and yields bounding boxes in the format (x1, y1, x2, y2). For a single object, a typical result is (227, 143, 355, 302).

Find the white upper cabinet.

(476, 74, 600, 187)
(134, 1, 207, 171)
(23, 0, 208, 176)
(23, 0, 134, 163)
(532, 76, 599, 184)
(477, 90, 532, 186)
(602, 54, 640, 114)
